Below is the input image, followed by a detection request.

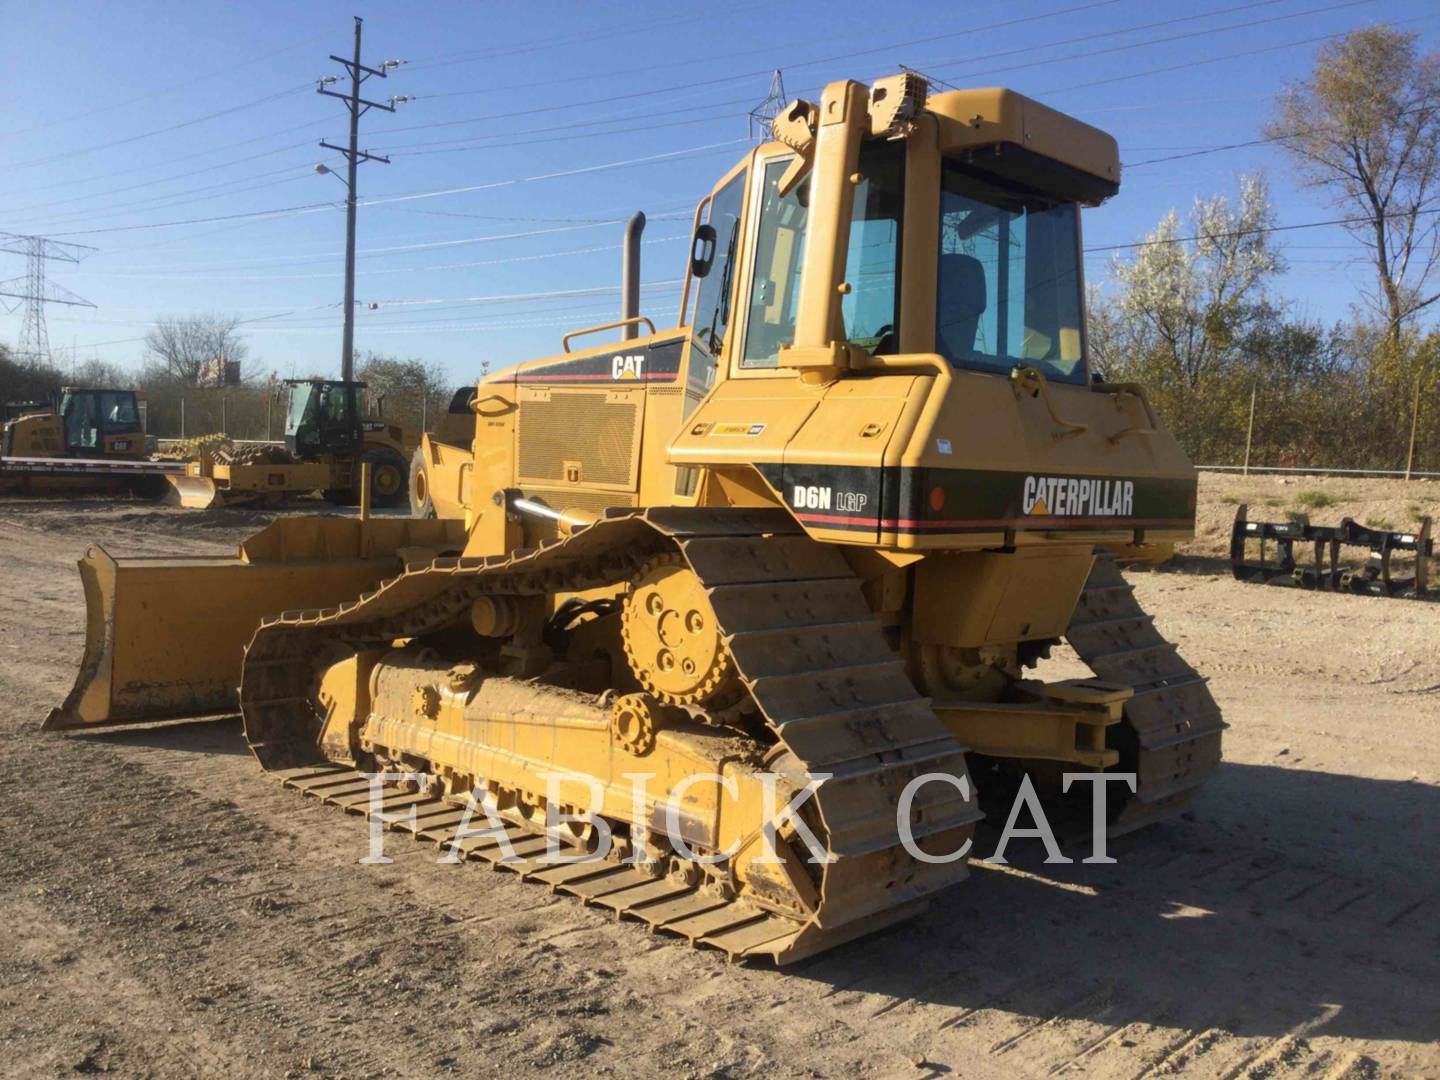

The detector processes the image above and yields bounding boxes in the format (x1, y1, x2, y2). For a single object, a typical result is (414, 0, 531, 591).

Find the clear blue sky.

(1, 0, 1435, 387)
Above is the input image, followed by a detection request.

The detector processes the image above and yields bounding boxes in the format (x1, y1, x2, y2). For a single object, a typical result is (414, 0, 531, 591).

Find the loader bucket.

(44, 515, 467, 731)
(1229, 504, 1432, 597)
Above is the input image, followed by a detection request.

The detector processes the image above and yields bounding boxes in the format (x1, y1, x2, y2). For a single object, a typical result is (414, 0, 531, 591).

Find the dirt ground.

(0, 484, 1436, 1079)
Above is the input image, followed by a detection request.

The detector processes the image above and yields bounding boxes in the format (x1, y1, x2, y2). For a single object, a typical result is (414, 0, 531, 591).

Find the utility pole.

(315, 17, 407, 382)
(1242, 382, 1257, 477)
(1406, 377, 1421, 482)
(0, 232, 96, 365)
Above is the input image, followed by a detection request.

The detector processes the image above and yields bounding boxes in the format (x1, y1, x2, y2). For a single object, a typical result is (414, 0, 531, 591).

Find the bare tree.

(143, 313, 250, 385)
(1266, 26, 1440, 340)
(69, 358, 131, 387)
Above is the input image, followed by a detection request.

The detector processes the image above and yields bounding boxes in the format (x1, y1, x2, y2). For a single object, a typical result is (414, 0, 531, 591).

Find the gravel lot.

(0, 487, 1435, 1078)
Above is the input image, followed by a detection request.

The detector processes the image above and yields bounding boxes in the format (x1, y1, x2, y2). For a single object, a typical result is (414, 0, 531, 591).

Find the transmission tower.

(0, 232, 96, 365)
(749, 70, 788, 142)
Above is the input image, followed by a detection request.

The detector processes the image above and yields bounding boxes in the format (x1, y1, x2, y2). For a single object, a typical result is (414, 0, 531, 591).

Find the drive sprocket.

(620, 553, 739, 706)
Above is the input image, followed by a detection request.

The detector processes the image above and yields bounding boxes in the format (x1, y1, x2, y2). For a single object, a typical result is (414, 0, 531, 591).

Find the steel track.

(240, 507, 983, 963)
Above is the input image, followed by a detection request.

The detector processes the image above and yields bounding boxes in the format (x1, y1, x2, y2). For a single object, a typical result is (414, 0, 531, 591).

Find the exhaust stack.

(621, 210, 646, 339)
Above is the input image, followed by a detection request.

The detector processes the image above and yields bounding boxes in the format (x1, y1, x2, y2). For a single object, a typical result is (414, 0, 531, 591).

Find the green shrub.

(1294, 490, 1334, 509)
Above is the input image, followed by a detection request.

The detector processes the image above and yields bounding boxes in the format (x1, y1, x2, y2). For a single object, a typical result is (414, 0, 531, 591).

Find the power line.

(1, 141, 323, 219)
(6, 85, 317, 171)
(357, 140, 749, 213)
(376, 99, 758, 157)
(1122, 99, 1436, 168)
(0, 33, 330, 139)
(3, 103, 742, 230)
(0, 0, 1343, 225)
(0, 118, 332, 202)
(0, 0, 1313, 228)
(409, 4, 770, 72)
(1086, 207, 1440, 253)
(377, 0, 1125, 139)
(363, 279, 683, 309)
(1040, 9, 1439, 97)
(921, 0, 1373, 83)
(38, 200, 342, 237)
(9, 109, 746, 234)
(13, 166, 317, 231)
(89, 233, 690, 281)
(5, 0, 1359, 233)
(34, 139, 742, 238)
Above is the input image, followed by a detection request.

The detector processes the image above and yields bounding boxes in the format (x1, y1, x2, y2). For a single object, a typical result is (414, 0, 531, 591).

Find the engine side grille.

(518, 391, 639, 488)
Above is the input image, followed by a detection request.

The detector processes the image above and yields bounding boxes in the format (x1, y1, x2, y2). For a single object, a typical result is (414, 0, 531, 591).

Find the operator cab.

(58, 387, 143, 454)
(285, 379, 364, 460)
(686, 82, 1113, 387)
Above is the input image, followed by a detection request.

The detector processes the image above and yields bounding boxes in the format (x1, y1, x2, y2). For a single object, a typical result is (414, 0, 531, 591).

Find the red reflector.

(929, 486, 945, 512)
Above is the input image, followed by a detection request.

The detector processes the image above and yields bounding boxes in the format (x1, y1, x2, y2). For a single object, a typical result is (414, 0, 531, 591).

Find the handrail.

(1010, 365, 1089, 441)
(471, 393, 515, 417)
(1093, 381, 1159, 444)
(852, 351, 952, 383)
(561, 316, 656, 353)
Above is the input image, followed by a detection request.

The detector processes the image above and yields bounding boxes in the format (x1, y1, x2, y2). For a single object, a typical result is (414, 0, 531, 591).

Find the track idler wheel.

(609, 693, 666, 755)
(620, 554, 739, 707)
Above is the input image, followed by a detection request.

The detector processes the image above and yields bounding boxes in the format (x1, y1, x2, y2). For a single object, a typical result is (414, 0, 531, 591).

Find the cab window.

(99, 392, 137, 429)
(62, 391, 100, 449)
(322, 387, 353, 426)
(937, 163, 1085, 383)
(691, 171, 745, 366)
(741, 141, 904, 368)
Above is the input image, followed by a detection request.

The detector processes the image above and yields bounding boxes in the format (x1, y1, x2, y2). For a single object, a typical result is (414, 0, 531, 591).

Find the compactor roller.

(50, 74, 1223, 963)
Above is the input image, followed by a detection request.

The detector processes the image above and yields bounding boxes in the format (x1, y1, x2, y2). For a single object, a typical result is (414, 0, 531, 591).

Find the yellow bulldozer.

(48, 75, 1222, 964)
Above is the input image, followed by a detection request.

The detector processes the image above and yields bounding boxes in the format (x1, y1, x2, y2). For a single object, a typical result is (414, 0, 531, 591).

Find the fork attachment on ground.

(1230, 504, 1432, 597)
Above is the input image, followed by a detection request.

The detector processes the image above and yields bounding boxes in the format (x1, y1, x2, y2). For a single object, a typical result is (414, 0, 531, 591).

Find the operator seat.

(937, 252, 987, 361)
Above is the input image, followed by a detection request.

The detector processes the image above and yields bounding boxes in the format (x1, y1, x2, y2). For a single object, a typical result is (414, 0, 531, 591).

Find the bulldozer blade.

(45, 515, 466, 732)
(164, 474, 224, 509)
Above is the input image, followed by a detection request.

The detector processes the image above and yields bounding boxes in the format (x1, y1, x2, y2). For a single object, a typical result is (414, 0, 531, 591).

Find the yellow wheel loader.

(48, 75, 1223, 964)
(408, 386, 478, 520)
(165, 379, 414, 509)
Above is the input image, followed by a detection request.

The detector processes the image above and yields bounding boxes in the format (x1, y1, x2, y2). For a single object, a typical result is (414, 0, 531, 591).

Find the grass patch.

(1264, 497, 1284, 508)
(1409, 503, 1426, 521)
(1364, 515, 1394, 530)
(1219, 494, 1242, 505)
(1286, 510, 1310, 526)
(1294, 490, 1334, 509)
